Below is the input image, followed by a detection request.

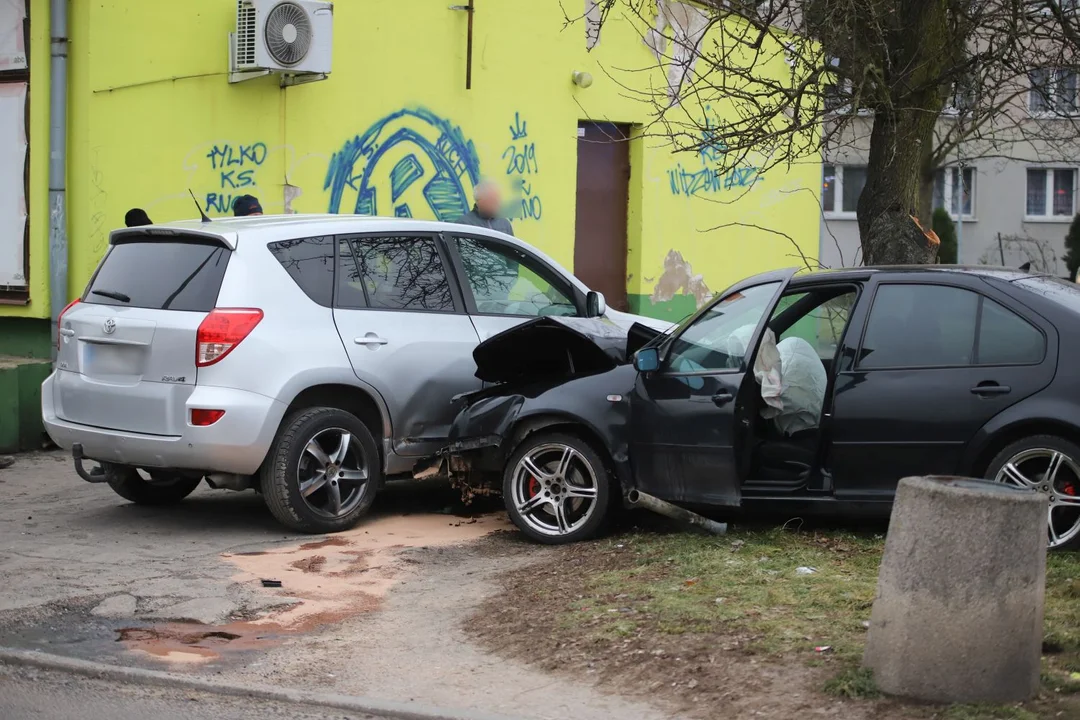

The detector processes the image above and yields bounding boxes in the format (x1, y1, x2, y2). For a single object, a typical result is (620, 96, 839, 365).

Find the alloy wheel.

(994, 447, 1080, 549)
(510, 442, 600, 538)
(295, 427, 370, 519)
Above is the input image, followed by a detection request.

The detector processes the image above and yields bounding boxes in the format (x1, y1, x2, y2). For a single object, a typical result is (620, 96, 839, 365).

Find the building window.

(943, 75, 976, 115)
(1025, 168, 1077, 219)
(933, 167, 975, 219)
(1029, 67, 1079, 116)
(822, 57, 871, 116)
(0, 0, 29, 297)
(822, 164, 866, 217)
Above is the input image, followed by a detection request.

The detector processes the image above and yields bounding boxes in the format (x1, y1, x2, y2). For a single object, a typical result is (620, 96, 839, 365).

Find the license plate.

(83, 344, 142, 376)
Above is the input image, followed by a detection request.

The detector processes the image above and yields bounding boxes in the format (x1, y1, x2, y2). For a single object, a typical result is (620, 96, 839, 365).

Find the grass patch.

(570, 527, 883, 661)
(1044, 551, 1080, 689)
(824, 666, 879, 699)
(940, 704, 1039, 720)
(475, 524, 1080, 720)
(554, 525, 1080, 719)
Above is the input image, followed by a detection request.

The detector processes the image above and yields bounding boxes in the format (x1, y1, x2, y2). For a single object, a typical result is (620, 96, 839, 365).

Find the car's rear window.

(84, 235, 231, 312)
(1013, 276, 1080, 313)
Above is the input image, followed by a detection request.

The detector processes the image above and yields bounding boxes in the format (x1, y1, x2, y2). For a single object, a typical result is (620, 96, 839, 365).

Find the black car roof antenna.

(188, 189, 212, 223)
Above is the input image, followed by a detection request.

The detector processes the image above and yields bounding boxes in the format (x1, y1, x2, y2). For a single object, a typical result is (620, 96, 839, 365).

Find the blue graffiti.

(203, 142, 268, 213)
(503, 143, 539, 175)
(508, 177, 542, 221)
(325, 108, 481, 221)
(509, 112, 528, 141)
(695, 105, 728, 165)
(207, 143, 268, 169)
(668, 164, 760, 197)
(503, 112, 542, 221)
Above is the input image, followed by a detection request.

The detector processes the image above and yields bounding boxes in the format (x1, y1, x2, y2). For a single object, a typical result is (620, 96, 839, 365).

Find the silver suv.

(42, 216, 669, 533)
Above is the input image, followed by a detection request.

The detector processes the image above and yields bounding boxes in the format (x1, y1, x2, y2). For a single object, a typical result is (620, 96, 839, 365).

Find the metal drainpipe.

(48, 0, 68, 360)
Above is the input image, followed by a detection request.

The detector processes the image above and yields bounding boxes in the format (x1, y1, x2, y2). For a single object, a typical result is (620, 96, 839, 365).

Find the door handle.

(970, 383, 1010, 396)
(712, 391, 734, 407)
(354, 335, 388, 346)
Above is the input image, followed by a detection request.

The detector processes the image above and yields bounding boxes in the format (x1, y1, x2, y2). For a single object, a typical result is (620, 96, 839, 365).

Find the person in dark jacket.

(232, 195, 263, 217)
(455, 180, 514, 236)
(124, 208, 152, 227)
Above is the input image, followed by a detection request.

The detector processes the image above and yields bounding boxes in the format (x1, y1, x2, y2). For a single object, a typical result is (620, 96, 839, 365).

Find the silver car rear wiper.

(91, 289, 131, 303)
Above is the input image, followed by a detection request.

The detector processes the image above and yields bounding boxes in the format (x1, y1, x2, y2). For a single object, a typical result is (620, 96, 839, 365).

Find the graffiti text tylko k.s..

(203, 142, 268, 214)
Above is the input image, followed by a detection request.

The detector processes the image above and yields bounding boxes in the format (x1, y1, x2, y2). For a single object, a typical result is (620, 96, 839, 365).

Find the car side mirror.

(634, 347, 660, 373)
(586, 291, 606, 318)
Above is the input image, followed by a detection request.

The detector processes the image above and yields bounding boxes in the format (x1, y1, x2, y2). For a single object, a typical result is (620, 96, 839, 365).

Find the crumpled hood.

(472, 316, 630, 385)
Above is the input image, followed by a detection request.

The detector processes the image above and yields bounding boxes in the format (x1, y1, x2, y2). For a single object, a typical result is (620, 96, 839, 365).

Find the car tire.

(985, 434, 1080, 551)
(503, 432, 612, 545)
(261, 406, 381, 534)
(106, 467, 203, 506)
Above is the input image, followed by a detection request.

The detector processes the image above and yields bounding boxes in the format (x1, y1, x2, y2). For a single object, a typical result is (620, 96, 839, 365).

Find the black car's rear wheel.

(986, 435, 1080, 551)
(503, 433, 611, 545)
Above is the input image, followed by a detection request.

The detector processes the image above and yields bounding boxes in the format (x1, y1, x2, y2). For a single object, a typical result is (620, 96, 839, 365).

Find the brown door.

(574, 122, 630, 311)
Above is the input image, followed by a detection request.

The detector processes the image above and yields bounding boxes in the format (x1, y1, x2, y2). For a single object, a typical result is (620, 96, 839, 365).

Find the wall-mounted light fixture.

(572, 71, 594, 88)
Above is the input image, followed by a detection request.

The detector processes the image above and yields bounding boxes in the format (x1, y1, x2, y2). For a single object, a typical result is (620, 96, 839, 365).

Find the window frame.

(852, 280, 1047, 372)
(79, 234, 232, 313)
(1024, 166, 1078, 222)
(822, 57, 874, 118)
(941, 72, 977, 117)
(441, 231, 586, 318)
(658, 279, 787, 377)
(331, 231, 466, 315)
(267, 235, 336, 308)
(822, 164, 866, 219)
(1028, 67, 1079, 118)
(933, 166, 977, 221)
(0, 0, 30, 303)
(769, 283, 863, 365)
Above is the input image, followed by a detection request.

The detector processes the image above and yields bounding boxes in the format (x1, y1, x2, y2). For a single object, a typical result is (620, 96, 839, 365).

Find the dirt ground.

(0, 452, 676, 719)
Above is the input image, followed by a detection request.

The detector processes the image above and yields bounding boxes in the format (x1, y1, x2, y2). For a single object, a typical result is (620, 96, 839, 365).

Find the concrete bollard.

(863, 476, 1048, 704)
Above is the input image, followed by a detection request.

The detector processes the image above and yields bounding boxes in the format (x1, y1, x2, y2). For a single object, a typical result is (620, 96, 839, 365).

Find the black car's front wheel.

(986, 435, 1080, 551)
(503, 433, 611, 545)
(261, 407, 381, 533)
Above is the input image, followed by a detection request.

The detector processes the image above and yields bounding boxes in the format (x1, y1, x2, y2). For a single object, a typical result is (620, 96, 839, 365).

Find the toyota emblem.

(103, 318, 116, 335)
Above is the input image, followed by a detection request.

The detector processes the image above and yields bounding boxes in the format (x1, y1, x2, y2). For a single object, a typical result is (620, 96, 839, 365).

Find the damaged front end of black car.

(421, 316, 660, 543)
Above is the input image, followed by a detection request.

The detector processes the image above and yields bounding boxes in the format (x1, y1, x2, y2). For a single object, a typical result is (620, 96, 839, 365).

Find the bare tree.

(582, 0, 1080, 265)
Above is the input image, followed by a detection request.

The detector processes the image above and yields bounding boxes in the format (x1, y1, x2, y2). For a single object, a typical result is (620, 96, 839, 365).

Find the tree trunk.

(857, 107, 942, 265)
(856, 0, 951, 265)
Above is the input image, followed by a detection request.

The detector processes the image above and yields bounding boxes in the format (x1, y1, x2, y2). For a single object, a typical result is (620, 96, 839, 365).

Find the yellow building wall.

(11, 0, 821, 323)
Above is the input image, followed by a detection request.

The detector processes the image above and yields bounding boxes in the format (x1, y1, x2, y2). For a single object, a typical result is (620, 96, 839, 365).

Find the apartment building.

(821, 67, 1079, 274)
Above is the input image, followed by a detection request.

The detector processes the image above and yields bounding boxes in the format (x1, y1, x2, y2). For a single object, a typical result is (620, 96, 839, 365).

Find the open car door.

(628, 269, 796, 506)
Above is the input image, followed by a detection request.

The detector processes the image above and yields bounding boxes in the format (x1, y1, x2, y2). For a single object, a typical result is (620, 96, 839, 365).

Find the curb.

(0, 647, 527, 720)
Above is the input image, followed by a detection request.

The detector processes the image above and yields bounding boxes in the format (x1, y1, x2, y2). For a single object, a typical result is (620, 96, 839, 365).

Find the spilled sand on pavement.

(120, 512, 508, 664)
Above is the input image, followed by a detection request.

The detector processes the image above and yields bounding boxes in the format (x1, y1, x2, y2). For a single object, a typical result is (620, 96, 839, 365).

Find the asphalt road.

(0, 665, 387, 720)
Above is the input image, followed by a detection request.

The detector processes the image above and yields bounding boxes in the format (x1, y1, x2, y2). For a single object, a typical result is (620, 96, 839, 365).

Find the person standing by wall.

(232, 195, 263, 217)
(124, 208, 152, 227)
(455, 180, 514, 236)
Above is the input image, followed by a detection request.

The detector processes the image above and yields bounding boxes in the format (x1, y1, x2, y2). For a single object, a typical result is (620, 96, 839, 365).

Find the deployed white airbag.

(753, 329, 827, 436)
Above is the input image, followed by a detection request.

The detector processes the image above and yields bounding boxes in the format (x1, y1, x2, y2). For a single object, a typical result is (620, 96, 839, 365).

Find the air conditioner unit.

(229, 0, 333, 86)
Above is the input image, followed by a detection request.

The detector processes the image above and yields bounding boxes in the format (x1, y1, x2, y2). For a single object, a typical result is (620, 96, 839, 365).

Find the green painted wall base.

(0, 317, 52, 359)
(0, 356, 52, 453)
(627, 293, 699, 324)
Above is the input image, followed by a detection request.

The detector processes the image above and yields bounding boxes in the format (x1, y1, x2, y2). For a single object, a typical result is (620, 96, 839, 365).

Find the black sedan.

(444, 267, 1080, 549)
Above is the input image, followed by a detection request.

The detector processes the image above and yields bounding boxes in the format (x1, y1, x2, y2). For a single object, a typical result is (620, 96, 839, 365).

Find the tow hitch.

(72, 443, 106, 483)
